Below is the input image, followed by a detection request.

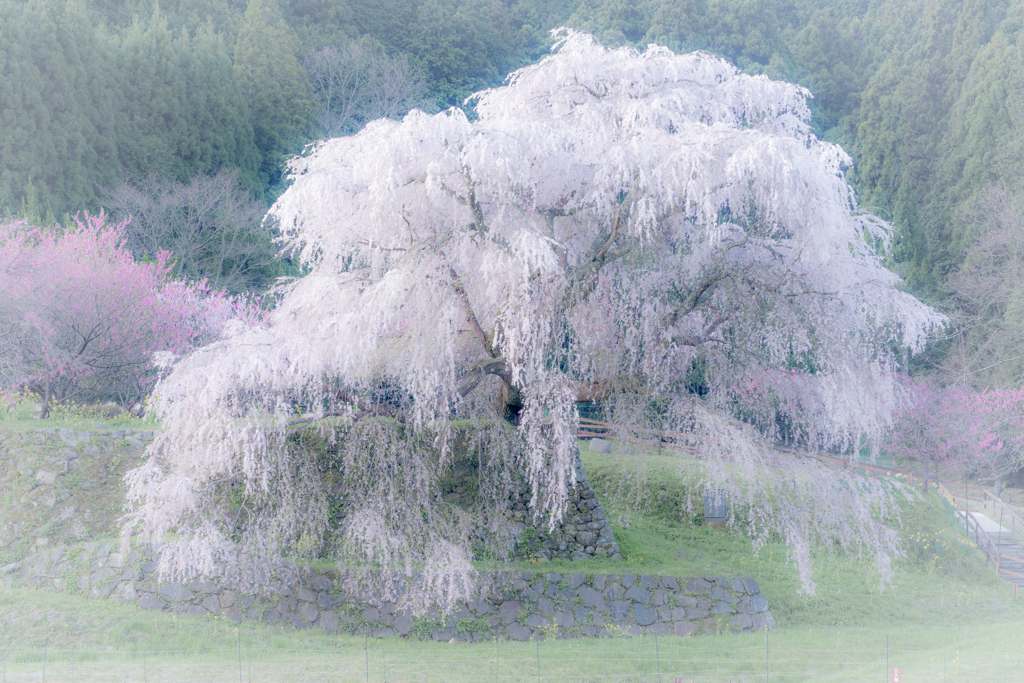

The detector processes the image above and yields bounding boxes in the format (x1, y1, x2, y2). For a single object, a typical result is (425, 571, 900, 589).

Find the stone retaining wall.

(0, 426, 154, 511)
(503, 450, 621, 560)
(3, 542, 776, 640)
(0, 427, 154, 559)
(2, 426, 774, 639)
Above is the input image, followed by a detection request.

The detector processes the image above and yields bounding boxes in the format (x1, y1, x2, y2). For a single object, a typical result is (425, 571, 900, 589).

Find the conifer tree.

(0, 0, 120, 216)
(234, 0, 311, 190)
(117, 8, 192, 181)
(180, 24, 261, 189)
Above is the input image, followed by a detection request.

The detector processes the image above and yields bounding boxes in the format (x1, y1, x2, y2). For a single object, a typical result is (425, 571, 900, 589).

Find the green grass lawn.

(575, 441, 1024, 628)
(2, 583, 1022, 682)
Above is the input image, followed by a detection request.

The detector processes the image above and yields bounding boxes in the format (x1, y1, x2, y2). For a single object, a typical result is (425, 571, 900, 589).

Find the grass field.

(2, 583, 1022, 681)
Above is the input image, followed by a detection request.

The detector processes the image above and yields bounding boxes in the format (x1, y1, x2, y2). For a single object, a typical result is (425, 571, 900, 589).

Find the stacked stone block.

(509, 451, 621, 560)
(3, 543, 775, 640)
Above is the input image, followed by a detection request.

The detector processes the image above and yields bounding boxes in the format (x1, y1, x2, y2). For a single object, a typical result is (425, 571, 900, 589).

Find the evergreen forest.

(4, 0, 1024, 387)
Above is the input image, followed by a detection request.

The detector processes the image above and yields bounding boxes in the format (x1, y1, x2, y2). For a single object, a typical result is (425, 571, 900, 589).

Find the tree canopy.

(125, 33, 943, 605)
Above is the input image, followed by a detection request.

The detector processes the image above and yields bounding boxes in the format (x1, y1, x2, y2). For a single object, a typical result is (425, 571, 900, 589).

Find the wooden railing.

(936, 483, 1024, 585)
(933, 480, 1024, 540)
(576, 417, 699, 455)
(971, 487, 1024, 547)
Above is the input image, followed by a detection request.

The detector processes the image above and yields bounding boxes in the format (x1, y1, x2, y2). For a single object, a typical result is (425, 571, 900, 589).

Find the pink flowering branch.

(0, 212, 263, 415)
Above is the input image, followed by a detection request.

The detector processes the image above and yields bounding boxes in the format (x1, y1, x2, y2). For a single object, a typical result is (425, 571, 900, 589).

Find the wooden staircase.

(938, 483, 1024, 591)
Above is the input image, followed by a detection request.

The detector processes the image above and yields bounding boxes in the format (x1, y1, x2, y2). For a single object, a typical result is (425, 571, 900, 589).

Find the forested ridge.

(4, 0, 1024, 381)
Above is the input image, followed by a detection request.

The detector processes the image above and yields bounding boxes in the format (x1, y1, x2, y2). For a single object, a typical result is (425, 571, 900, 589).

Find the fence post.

(886, 635, 888, 683)
(765, 627, 769, 682)
(655, 631, 661, 683)
(495, 638, 499, 683)
(998, 505, 1005, 576)
(537, 637, 541, 683)
(365, 635, 369, 683)
(42, 637, 46, 683)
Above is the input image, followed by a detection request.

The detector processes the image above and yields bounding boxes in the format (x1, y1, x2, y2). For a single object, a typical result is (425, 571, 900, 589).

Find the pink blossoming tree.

(0, 212, 257, 416)
(881, 379, 961, 491)
(886, 380, 1024, 498)
(125, 31, 945, 605)
(964, 388, 1024, 498)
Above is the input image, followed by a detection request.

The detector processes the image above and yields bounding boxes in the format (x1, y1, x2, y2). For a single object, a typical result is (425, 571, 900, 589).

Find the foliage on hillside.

(0, 0, 565, 218)
(7, 0, 1024, 323)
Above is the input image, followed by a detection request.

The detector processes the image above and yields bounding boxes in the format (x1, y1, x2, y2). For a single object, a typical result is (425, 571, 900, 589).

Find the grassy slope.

(2, 420, 1023, 679)
(576, 442, 1024, 629)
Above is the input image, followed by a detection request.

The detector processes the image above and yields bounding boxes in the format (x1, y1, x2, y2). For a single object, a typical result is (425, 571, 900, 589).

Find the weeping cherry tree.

(124, 31, 946, 608)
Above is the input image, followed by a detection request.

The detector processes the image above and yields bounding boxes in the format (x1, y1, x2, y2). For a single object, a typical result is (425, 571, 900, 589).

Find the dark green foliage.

(840, 0, 1024, 299)
(0, 0, 262, 220)
(454, 616, 492, 635)
(117, 9, 261, 189)
(234, 0, 312, 194)
(86, 0, 242, 35)
(285, 0, 358, 48)
(0, 0, 583, 226)
(787, 10, 866, 140)
(0, 0, 121, 217)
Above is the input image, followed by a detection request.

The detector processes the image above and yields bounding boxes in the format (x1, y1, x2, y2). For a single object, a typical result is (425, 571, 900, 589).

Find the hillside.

(2, 417, 1022, 633)
(7, 0, 1024, 306)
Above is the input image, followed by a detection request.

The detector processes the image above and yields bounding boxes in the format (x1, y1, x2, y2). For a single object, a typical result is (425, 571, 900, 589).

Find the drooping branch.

(563, 242, 635, 309)
(661, 266, 735, 331)
(665, 304, 740, 348)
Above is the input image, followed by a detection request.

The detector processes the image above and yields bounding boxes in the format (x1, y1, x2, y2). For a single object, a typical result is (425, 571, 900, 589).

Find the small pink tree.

(883, 379, 962, 490)
(885, 380, 1024, 497)
(956, 387, 1024, 498)
(0, 212, 259, 416)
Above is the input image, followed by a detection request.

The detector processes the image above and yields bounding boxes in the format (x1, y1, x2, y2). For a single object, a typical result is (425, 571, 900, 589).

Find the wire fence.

(2, 633, 1019, 683)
